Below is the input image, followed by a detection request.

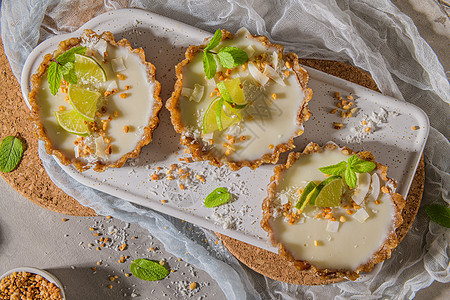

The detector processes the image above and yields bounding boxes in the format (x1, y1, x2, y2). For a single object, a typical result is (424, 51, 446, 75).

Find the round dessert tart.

(261, 142, 406, 281)
(166, 28, 312, 170)
(29, 30, 162, 172)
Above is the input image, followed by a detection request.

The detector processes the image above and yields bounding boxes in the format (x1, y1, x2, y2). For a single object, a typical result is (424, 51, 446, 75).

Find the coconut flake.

(279, 193, 289, 205)
(95, 136, 108, 158)
(353, 208, 370, 223)
(111, 57, 127, 73)
(248, 62, 269, 86)
(93, 39, 107, 58)
(244, 45, 255, 58)
(352, 172, 371, 205)
(189, 84, 204, 102)
(326, 220, 340, 233)
(370, 173, 381, 201)
(263, 64, 286, 86)
(181, 87, 193, 98)
(272, 51, 279, 70)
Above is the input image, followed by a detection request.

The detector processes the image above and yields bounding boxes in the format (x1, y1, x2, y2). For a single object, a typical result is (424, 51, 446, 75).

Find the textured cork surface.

(217, 59, 425, 285)
(0, 38, 96, 216)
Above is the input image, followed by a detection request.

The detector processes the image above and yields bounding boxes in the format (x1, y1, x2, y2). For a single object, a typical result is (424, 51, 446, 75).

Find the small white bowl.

(0, 267, 66, 299)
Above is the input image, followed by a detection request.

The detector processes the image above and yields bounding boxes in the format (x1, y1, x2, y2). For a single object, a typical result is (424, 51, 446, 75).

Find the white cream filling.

(271, 150, 395, 270)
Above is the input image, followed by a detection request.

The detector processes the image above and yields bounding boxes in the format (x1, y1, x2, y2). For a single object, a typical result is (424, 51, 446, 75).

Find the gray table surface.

(1, 0, 449, 299)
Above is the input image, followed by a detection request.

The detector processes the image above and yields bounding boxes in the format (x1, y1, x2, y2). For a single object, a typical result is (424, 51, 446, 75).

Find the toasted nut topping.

(116, 73, 126, 80)
(189, 282, 197, 290)
(120, 93, 128, 99)
(123, 125, 129, 133)
(314, 240, 319, 247)
(271, 93, 277, 100)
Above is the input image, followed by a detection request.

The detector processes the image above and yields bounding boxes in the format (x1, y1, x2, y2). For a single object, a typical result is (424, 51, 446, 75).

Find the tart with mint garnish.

(261, 142, 405, 280)
(166, 28, 312, 170)
(29, 30, 162, 172)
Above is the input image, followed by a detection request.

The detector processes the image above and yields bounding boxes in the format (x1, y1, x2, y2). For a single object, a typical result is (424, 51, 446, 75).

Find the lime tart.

(29, 30, 162, 172)
(261, 142, 405, 280)
(166, 28, 312, 170)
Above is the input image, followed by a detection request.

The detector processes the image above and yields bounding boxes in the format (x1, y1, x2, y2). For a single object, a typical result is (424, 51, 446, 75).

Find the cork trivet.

(0, 38, 95, 216)
(217, 59, 425, 285)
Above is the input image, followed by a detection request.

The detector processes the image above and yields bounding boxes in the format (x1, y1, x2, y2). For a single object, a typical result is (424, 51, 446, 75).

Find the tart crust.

(166, 30, 312, 170)
(261, 142, 406, 281)
(28, 30, 162, 172)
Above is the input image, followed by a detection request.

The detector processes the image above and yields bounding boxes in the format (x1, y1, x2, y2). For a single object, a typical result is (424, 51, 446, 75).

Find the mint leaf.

(63, 68, 78, 84)
(425, 204, 450, 228)
(217, 47, 249, 69)
(205, 29, 222, 51)
(203, 52, 217, 80)
(48, 62, 62, 96)
(205, 187, 231, 208)
(57, 46, 86, 64)
(0, 135, 24, 173)
(59, 62, 73, 75)
(347, 155, 376, 173)
(345, 167, 357, 189)
(319, 161, 347, 176)
(130, 259, 169, 281)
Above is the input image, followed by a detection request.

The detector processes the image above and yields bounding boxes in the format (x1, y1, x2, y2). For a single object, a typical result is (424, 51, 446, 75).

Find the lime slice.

(203, 97, 241, 134)
(217, 78, 246, 106)
(55, 110, 90, 136)
(68, 85, 100, 121)
(295, 181, 317, 211)
(74, 53, 107, 84)
(314, 178, 344, 207)
(306, 175, 342, 206)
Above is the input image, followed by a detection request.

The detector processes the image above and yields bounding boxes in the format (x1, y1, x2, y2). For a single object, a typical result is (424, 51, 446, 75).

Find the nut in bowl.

(0, 267, 66, 299)
(28, 30, 162, 172)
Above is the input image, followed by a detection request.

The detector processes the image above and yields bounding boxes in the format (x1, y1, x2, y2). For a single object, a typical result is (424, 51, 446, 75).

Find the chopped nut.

(412, 126, 419, 130)
(329, 108, 338, 114)
(119, 93, 128, 99)
(123, 125, 129, 133)
(284, 70, 290, 76)
(124, 85, 131, 90)
(333, 122, 344, 130)
(116, 73, 126, 80)
(161, 200, 168, 204)
(381, 186, 390, 193)
(346, 209, 354, 215)
(59, 106, 66, 111)
(375, 200, 381, 205)
(314, 240, 319, 247)
(179, 183, 185, 190)
(285, 60, 292, 68)
(189, 282, 197, 290)
(271, 93, 277, 100)
(340, 216, 347, 222)
(62, 218, 68, 222)
(334, 92, 340, 98)
(119, 243, 127, 251)
(151, 173, 159, 180)
(269, 144, 274, 149)
(365, 127, 371, 132)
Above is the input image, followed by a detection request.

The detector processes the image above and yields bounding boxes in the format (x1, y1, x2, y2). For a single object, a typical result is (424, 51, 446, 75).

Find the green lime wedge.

(314, 178, 344, 207)
(55, 110, 90, 136)
(217, 78, 246, 107)
(74, 53, 107, 84)
(307, 175, 342, 206)
(68, 85, 100, 121)
(295, 181, 317, 211)
(203, 97, 241, 134)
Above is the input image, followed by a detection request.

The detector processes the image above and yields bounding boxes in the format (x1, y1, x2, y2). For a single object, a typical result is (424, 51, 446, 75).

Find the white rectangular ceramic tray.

(21, 9, 429, 253)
